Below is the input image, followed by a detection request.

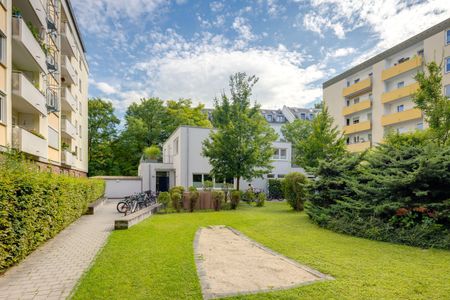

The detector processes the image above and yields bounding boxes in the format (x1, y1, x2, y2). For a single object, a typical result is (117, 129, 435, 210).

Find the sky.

(71, 0, 449, 117)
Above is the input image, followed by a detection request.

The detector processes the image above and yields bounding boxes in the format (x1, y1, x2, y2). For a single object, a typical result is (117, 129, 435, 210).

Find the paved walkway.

(0, 200, 120, 300)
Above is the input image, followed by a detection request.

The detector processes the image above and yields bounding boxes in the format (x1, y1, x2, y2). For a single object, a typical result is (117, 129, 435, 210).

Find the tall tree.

(292, 105, 346, 172)
(281, 119, 312, 148)
(202, 73, 277, 190)
(413, 61, 450, 145)
(88, 98, 120, 176)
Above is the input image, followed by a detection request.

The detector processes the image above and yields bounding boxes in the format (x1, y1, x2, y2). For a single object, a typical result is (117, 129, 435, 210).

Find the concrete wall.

(100, 177, 143, 199)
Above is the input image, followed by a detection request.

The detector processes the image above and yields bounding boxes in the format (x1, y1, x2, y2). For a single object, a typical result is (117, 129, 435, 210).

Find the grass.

(73, 202, 450, 299)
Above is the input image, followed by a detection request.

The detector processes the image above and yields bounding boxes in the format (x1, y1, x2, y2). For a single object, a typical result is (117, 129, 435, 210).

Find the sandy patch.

(194, 226, 332, 299)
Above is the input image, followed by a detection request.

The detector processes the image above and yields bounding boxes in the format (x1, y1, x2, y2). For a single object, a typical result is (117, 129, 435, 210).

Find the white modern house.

(138, 106, 319, 192)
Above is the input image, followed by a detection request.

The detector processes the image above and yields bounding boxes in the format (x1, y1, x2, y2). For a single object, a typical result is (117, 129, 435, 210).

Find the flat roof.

(323, 17, 450, 88)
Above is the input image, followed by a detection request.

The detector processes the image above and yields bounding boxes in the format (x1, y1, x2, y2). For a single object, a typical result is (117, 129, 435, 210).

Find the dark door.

(158, 176, 169, 192)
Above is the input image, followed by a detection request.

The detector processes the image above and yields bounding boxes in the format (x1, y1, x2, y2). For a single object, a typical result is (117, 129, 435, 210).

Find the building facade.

(0, 0, 88, 175)
(139, 106, 319, 192)
(323, 18, 450, 152)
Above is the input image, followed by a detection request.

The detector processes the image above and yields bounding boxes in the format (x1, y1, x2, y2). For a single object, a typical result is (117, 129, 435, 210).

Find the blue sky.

(71, 0, 449, 117)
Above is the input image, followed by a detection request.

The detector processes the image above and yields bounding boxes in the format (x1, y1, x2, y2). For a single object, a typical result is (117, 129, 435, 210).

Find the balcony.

(12, 72, 47, 115)
(381, 82, 420, 104)
(342, 77, 372, 98)
(13, 0, 47, 28)
(61, 119, 76, 139)
(347, 141, 371, 152)
(62, 150, 75, 166)
(12, 127, 47, 159)
(61, 22, 76, 57)
(342, 99, 371, 116)
(381, 108, 422, 126)
(61, 56, 77, 85)
(382, 56, 423, 81)
(343, 120, 371, 135)
(12, 17, 47, 73)
(61, 87, 77, 111)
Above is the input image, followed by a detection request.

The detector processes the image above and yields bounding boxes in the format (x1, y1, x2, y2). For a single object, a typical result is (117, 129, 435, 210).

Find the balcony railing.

(61, 22, 76, 57)
(61, 87, 77, 111)
(12, 127, 48, 159)
(61, 55, 77, 85)
(342, 99, 371, 116)
(12, 72, 47, 115)
(12, 16, 47, 72)
(347, 141, 371, 152)
(46, 88, 59, 112)
(61, 118, 76, 139)
(343, 120, 371, 135)
(381, 82, 420, 104)
(381, 108, 422, 126)
(12, 0, 47, 28)
(342, 77, 372, 98)
(382, 56, 423, 81)
(62, 150, 75, 166)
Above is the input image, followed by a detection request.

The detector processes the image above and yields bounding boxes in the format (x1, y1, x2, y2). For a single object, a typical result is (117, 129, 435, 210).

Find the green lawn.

(73, 202, 450, 300)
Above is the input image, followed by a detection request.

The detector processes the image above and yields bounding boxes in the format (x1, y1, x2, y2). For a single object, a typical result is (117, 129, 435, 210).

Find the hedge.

(268, 179, 283, 199)
(0, 154, 105, 272)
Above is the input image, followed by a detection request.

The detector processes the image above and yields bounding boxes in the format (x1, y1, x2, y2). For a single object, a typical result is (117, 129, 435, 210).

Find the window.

(48, 127, 59, 149)
(346, 100, 350, 107)
(353, 136, 360, 143)
(368, 72, 373, 77)
(193, 174, 203, 188)
(397, 81, 405, 88)
(277, 174, 285, 179)
(353, 116, 360, 124)
(417, 49, 424, 57)
(397, 127, 407, 134)
(173, 137, 179, 155)
(273, 148, 287, 160)
(446, 57, 450, 73)
(309, 113, 314, 120)
(74, 146, 78, 159)
(369, 93, 373, 100)
(300, 113, 306, 120)
(0, 93, 5, 123)
(75, 120, 78, 135)
(267, 174, 275, 179)
(277, 115, 284, 122)
(346, 81, 350, 87)
(346, 118, 350, 126)
(0, 33, 5, 65)
(445, 85, 450, 98)
(417, 122, 424, 130)
(346, 137, 350, 145)
(80, 148, 82, 161)
(79, 78, 82, 92)
(447, 30, 450, 45)
(266, 114, 272, 122)
(353, 97, 360, 104)
(79, 101, 82, 115)
(397, 104, 404, 112)
(79, 125, 82, 138)
(367, 113, 372, 121)
(354, 78, 360, 84)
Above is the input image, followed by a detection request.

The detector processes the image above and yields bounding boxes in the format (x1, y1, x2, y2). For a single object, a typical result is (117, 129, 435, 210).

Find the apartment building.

(139, 106, 318, 192)
(0, 0, 88, 176)
(323, 18, 450, 152)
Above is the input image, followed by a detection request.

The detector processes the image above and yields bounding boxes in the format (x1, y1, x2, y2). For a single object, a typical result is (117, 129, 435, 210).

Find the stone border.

(114, 203, 162, 230)
(193, 226, 334, 300)
(85, 197, 106, 215)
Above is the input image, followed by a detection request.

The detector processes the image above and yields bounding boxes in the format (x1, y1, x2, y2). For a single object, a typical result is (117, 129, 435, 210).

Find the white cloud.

(232, 17, 256, 43)
(210, 1, 224, 12)
(92, 81, 119, 95)
(326, 47, 356, 58)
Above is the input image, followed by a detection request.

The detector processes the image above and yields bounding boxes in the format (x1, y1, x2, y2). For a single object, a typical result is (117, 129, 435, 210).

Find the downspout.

(186, 127, 189, 188)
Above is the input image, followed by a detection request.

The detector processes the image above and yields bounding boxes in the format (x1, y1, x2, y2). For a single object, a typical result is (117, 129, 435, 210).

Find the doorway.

(156, 171, 170, 192)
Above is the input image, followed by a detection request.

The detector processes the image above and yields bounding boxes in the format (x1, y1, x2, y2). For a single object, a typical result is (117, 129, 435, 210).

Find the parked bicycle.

(116, 190, 159, 215)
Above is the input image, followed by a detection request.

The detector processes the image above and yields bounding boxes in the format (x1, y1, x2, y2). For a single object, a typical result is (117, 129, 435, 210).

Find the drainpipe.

(186, 127, 189, 188)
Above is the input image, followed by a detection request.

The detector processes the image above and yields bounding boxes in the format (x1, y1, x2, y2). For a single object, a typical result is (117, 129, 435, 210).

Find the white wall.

(102, 177, 142, 199)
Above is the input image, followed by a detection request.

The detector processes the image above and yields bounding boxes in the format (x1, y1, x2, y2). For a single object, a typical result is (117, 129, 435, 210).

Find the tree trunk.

(236, 177, 240, 191)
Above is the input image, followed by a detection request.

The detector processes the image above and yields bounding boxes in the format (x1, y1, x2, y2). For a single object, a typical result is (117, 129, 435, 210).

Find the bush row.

(306, 132, 450, 249)
(0, 154, 105, 272)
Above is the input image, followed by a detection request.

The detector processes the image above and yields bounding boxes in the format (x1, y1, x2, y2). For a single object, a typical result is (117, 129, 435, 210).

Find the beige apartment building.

(0, 0, 88, 176)
(324, 18, 450, 152)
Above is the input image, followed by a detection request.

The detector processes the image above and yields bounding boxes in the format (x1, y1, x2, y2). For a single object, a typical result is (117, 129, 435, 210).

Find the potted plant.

(143, 145, 161, 162)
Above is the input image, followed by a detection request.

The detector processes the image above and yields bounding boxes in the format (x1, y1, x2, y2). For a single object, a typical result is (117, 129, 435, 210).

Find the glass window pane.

(280, 149, 287, 159)
(193, 174, 202, 187)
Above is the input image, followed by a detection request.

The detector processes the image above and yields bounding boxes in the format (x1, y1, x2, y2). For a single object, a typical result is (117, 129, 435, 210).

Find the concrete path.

(0, 200, 120, 300)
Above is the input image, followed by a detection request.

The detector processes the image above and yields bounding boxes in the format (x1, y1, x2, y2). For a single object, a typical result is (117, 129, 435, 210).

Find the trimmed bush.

(283, 172, 308, 211)
(157, 192, 170, 211)
(230, 190, 241, 210)
(243, 190, 255, 203)
(0, 154, 104, 272)
(256, 192, 266, 207)
(169, 186, 185, 195)
(212, 190, 224, 211)
(170, 192, 182, 212)
(268, 179, 283, 200)
(188, 186, 199, 212)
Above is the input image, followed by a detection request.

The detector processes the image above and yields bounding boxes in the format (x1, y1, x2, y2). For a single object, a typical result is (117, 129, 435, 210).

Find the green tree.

(292, 105, 346, 172)
(202, 73, 277, 190)
(413, 61, 450, 144)
(88, 98, 120, 176)
(281, 119, 312, 149)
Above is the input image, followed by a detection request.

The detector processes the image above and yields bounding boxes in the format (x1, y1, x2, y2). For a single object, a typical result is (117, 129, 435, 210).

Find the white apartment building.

(0, 0, 88, 176)
(139, 106, 319, 192)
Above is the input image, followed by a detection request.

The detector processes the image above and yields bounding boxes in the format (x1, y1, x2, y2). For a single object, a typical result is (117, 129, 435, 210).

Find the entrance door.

(156, 171, 170, 192)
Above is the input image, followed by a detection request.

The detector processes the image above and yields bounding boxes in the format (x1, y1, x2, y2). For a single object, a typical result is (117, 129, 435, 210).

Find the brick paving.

(0, 200, 120, 300)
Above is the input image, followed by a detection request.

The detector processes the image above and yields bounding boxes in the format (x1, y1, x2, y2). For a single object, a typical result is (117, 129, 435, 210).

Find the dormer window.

(300, 113, 306, 120)
(266, 115, 273, 122)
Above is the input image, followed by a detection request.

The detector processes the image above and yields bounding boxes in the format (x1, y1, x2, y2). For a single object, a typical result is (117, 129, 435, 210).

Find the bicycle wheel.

(117, 201, 128, 213)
